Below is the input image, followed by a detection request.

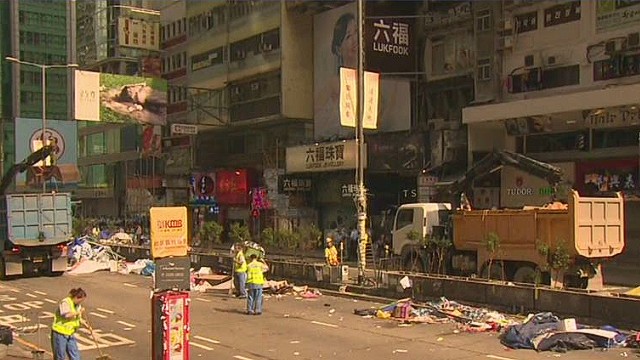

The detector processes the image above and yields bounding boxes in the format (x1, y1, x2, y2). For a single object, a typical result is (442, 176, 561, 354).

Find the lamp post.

(5, 57, 78, 192)
(355, 0, 368, 284)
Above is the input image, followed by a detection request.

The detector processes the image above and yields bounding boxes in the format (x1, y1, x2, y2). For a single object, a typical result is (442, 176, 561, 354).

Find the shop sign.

(366, 16, 415, 73)
(583, 108, 640, 128)
(501, 163, 575, 208)
(216, 169, 250, 205)
(544, 1, 581, 27)
(515, 11, 538, 33)
(150, 207, 189, 259)
(341, 184, 360, 198)
(399, 188, 417, 201)
(596, 0, 640, 33)
(286, 140, 364, 173)
(170, 123, 198, 136)
(424, 2, 471, 27)
(279, 177, 312, 192)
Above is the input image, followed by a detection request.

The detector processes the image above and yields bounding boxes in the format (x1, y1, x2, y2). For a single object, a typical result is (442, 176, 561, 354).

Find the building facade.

(462, 0, 640, 263)
(75, 0, 162, 216)
(0, 0, 76, 189)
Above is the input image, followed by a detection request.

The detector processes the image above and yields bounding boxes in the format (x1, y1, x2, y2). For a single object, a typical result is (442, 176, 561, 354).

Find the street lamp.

(4, 56, 78, 192)
(355, 0, 368, 284)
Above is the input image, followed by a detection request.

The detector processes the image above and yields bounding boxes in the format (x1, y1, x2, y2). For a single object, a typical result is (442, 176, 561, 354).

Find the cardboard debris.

(624, 286, 640, 297)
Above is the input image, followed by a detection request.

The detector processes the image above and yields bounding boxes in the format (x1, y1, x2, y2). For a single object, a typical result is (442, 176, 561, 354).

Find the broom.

(84, 317, 113, 360)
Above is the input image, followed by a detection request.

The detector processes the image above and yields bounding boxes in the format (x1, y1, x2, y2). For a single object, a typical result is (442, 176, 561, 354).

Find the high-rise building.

(0, 0, 76, 187)
(75, 0, 162, 217)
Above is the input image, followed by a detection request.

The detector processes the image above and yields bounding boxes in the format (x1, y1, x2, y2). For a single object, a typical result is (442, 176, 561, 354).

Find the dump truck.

(0, 145, 72, 278)
(391, 150, 625, 289)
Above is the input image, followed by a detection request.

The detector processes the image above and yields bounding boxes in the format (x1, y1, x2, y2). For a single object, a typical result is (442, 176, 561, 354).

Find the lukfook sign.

(371, 19, 410, 55)
(366, 16, 415, 73)
(285, 140, 367, 173)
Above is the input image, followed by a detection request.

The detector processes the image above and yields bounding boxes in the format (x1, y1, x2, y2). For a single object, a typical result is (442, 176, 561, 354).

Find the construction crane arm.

(0, 145, 55, 196)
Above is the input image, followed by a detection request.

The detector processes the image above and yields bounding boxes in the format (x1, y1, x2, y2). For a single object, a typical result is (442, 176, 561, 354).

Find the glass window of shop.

(592, 127, 640, 149)
(87, 132, 106, 156)
(79, 164, 112, 188)
(105, 128, 120, 153)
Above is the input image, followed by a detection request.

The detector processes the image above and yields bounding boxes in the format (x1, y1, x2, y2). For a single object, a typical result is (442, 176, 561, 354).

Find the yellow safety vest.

(325, 246, 338, 266)
(52, 297, 80, 336)
(246, 260, 265, 285)
(235, 251, 247, 273)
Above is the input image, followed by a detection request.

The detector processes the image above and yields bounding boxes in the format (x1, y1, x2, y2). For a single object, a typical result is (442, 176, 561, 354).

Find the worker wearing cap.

(325, 237, 339, 266)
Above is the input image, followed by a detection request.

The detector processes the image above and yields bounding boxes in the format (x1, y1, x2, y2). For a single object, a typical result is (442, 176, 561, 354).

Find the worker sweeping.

(51, 288, 88, 360)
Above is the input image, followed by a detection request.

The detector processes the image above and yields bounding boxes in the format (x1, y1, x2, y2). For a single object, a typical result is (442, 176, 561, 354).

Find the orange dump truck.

(391, 190, 625, 289)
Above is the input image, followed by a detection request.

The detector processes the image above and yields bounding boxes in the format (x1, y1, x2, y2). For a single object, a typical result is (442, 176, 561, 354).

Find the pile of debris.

(501, 312, 634, 352)
(66, 236, 126, 275)
(354, 297, 516, 331)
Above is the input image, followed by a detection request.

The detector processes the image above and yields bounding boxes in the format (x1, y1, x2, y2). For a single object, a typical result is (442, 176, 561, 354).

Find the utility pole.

(356, 0, 368, 285)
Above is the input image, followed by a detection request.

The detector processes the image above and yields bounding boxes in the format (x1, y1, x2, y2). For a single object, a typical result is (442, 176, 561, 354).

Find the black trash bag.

(500, 312, 559, 349)
(536, 333, 598, 352)
(354, 308, 377, 316)
(0, 325, 12, 345)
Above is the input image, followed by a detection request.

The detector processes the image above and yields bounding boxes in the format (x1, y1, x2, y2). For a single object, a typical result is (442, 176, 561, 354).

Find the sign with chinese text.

(596, 0, 640, 32)
(576, 159, 638, 194)
(216, 169, 250, 205)
(365, 16, 415, 73)
(150, 207, 189, 259)
(339, 68, 380, 129)
(544, 1, 581, 27)
(279, 177, 312, 192)
(118, 17, 160, 51)
(171, 124, 198, 136)
(341, 184, 359, 198)
(515, 11, 538, 33)
(286, 140, 365, 173)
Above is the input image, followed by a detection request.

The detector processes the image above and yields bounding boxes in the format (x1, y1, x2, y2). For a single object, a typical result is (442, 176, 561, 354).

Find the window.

(524, 131, 588, 153)
(431, 41, 445, 75)
(594, 54, 640, 81)
(592, 127, 640, 149)
(509, 65, 579, 93)
(87, 133, 106, 156)
(476, 10, 491, 32)
(477, 58, 491, 81)
(394, 209, 414, 230)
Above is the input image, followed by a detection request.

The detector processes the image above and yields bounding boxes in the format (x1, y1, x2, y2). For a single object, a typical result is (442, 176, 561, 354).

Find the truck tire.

(513, 266, 538, 284)
(481, 262, 505, 280)
(402, 251, 426, 273)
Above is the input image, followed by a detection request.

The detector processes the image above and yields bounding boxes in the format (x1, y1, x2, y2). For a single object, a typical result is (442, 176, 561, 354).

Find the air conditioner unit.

(504, 18, 513, 31)
(499, 36, 513, 49)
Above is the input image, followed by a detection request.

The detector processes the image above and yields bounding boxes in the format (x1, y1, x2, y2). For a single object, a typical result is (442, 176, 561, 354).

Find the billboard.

(313, 3, 411, 140)
(150, 206, 189, 259)
(74, 70, 167, 125)
(15, 118, 79, 188)
(286, 139, 365, 173)
(118, 17, 160, 51)
(596, 0, 640, 33)
(367, 132, 425, 172)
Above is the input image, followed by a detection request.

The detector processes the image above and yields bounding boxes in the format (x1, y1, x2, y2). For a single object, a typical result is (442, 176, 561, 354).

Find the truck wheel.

(481, 262, 505, 280)
(513, 266, 539, 284)
(402, 252, 426, 273)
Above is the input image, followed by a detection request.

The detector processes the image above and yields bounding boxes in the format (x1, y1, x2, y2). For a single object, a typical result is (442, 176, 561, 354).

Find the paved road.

(0, 272, 636, 360)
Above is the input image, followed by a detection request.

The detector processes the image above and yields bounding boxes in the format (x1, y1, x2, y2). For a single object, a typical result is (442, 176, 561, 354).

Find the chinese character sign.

(118, 17, 160, 51)
(362, 71, 380, 129)
(339, 67, 357, 127)
(366, 17, 415, 73)
(150, 207, 189, 259)
(286, 140, 365, 173)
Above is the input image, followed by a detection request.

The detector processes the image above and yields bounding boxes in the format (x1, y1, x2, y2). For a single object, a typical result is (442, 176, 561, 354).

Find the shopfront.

(285, 140, 363, 233)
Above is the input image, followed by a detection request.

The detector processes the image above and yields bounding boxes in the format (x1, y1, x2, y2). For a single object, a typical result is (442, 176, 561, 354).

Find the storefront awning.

(462, 83, 640, 124)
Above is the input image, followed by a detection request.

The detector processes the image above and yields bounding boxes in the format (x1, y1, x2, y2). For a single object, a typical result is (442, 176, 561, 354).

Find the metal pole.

(41, 65, 47, 193)
(356, 0, 368, 285)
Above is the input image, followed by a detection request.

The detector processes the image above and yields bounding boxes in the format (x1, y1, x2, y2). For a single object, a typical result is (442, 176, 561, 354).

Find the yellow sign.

(150, 207, 188, 259)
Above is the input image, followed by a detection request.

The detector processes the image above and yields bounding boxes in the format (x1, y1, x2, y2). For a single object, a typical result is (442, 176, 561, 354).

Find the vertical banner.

(363, 71, 380, 129)
(150, 207, 189, 258)
(339, 67, 357, 127)
(74, 70, 101, 121)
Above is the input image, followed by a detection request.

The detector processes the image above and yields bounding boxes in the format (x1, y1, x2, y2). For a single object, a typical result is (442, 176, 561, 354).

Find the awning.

(462, 83, 640, 124)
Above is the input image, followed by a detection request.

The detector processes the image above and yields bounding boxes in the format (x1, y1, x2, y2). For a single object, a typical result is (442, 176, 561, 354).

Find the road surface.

(0, 272, 635, 359)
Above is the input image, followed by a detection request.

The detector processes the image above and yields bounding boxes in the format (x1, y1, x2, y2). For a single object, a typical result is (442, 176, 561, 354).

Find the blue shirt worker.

(246, 254, 269, 315)
(51, 288, 88, 360)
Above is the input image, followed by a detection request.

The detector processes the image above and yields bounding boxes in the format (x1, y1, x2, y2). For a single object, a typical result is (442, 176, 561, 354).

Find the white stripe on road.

(195, 298, 211, 303)
(487, 355, 516, 360)
(190, 342, 214, 351)
(8, 289, 19, 293)
(96, 308, 115, 314)
(25, 293, 38, 298)
(311, 321, 339, 328)
(117, 321, 136, 328)
(44, 299, 57, 304)
(233, 356, 255, 360)
(193, 335, 220, 344)
(34, 291, 47, 296)
(123, 283, 137, 288)
(89, 312, 107, 319)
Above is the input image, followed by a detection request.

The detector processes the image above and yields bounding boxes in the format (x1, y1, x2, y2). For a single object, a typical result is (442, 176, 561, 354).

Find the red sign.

(216, 170, 250, 205)
(575, 158, 638, 194)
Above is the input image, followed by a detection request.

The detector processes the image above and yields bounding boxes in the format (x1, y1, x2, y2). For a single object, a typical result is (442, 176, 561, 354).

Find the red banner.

(216, 170, 250, 205)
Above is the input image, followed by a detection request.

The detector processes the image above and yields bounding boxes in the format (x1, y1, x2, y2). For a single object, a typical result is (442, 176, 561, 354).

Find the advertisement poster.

(168, 296, 185, 359)
(74, 70, 167, 125)
(14, 118, 79, 188)
(118, 17, 160, 51)
(150, 207, 189, 258)
(596, 0, 640, 32)
(313, 3, 411, 140)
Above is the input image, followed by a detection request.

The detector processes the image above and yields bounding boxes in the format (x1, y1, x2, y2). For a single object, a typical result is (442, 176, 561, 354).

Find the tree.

(229, 223, 251, 243)
(484, 232, 504, 280)
(198, 221, 224, 246)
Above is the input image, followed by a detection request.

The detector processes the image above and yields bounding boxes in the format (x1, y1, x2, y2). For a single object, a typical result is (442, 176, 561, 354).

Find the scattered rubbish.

(290, 341, 300, 344)
(393, 349, 408, 353)
(293, 352, 300, 356)
(329, 309, 336, 314)
(437, 337, 443, 342)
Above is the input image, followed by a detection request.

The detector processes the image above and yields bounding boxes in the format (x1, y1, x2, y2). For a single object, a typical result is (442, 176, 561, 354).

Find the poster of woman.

(313, 3, 411, 140)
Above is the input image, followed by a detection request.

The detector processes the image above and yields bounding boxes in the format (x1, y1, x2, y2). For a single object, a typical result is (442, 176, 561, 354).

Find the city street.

(0, 272, 636, 360)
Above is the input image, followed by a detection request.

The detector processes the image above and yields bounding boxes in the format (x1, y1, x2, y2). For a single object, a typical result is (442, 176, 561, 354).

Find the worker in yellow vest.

(233, 243, 248, 298)
(325, 237, 339, 266)
(51, 288, 88, 360)
(246, 254, 269, 315)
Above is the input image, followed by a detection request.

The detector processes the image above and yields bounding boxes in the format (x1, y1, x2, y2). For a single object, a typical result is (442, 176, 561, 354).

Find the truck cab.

(392, 203, 451, 259)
